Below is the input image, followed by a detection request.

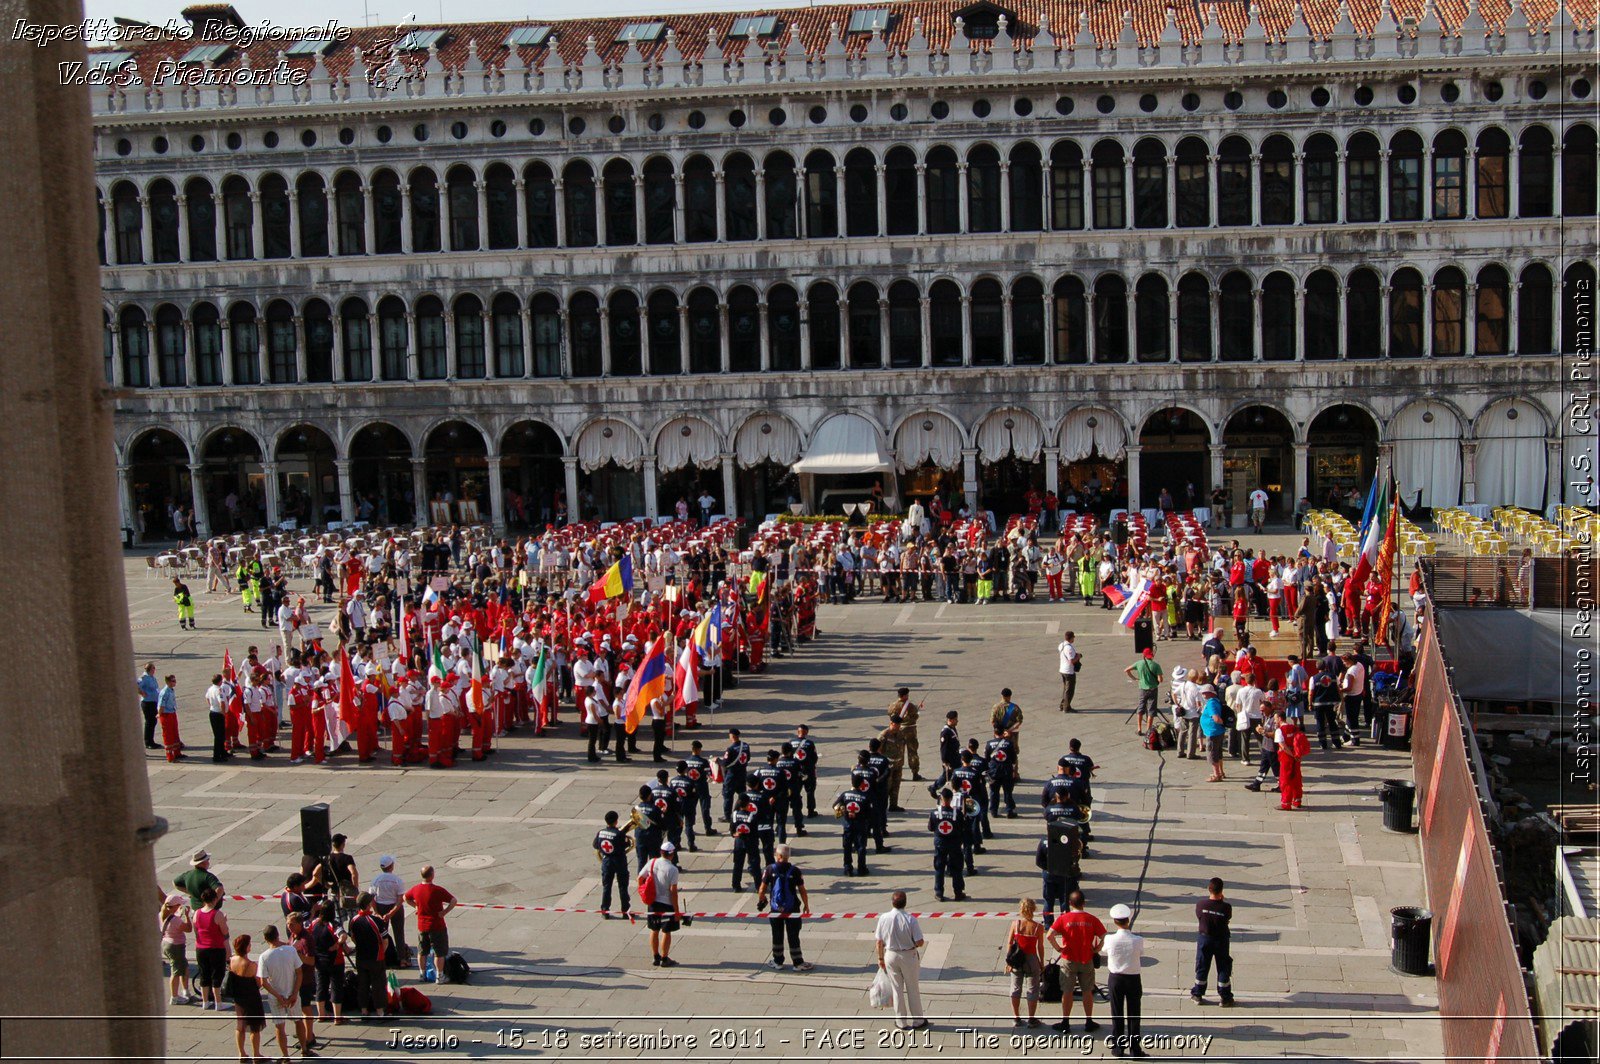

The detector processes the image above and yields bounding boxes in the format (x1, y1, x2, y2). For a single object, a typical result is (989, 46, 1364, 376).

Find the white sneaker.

(170, 996, 181, 1006)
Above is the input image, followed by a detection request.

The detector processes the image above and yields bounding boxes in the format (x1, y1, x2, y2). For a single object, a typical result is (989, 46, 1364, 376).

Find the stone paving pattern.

(127, 539, 1442, 1061)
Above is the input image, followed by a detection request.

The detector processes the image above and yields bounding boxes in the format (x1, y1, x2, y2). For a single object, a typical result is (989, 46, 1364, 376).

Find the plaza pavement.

(126, 538, 1442, 1062)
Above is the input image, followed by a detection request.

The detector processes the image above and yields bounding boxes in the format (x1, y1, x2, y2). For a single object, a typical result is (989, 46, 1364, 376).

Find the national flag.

(422, 583, 441, 610)
(1344, 476, 1393, 617)
(428, 642, 447, 683)
(1102, 583, 1130, 607)
(586, 557, 634, 604)
(1117, 576, 1153, 628)
(530, 646, 553, 725)
(693, 604, 723, 659)
(673, 638, 701, 712)
(622, 636, 668, 734)
(337, 648, 357, 728)
(398, 606, 409, 662)
(222, 648, 245, 726)
(468, 648, 485, 719)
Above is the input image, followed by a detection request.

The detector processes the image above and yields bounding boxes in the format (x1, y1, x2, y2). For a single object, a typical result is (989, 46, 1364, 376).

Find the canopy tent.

(793, 413, 893, 475)
(1434, 608, 1591, 707)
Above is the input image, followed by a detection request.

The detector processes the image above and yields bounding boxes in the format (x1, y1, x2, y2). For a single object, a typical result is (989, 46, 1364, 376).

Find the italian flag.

(530, 647, 553, 731)
(1345, 476, 1397, 629)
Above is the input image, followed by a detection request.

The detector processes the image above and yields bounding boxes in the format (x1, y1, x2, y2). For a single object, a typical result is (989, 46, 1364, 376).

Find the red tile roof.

(91, 0, 1589, 85)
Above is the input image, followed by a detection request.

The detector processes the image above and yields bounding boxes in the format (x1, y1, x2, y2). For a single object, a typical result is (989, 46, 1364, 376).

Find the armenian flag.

(622, 636, 668, 735)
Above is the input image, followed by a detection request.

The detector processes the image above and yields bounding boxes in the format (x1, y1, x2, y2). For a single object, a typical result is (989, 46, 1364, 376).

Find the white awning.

(734, 415, 801, 467)
(793, 413, 892, 475)
(893, 413, 963, 471)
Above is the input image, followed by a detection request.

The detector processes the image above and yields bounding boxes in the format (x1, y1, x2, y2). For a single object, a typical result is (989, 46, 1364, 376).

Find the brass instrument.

(961, 796, 978, 816)
(624, 808, 643, 833)
(833, 802, 847, 819)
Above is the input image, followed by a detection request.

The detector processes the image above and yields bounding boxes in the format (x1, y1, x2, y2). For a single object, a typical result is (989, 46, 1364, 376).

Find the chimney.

(181, 5, 247, 38)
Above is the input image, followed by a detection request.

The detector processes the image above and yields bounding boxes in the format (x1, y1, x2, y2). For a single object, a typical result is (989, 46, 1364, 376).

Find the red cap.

(1142, 648, 1154, 659)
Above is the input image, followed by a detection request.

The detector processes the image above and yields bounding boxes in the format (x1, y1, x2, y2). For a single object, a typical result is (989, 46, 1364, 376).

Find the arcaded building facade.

(94, 0, 1596, 536)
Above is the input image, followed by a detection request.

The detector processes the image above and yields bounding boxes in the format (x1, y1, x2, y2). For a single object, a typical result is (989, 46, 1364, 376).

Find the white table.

(1461, 504, 1493, 519)
(1192, 507, 1212, 526)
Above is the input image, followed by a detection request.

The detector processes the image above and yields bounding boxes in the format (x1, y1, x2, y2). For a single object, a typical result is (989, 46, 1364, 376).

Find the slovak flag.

(673, 639, 701, 712)
(1117, 576, 1153, 628)
(1103, 584, 1131, 607)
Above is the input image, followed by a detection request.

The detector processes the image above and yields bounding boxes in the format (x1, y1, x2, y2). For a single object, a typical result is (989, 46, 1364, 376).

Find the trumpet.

(833, 803, 847, 819)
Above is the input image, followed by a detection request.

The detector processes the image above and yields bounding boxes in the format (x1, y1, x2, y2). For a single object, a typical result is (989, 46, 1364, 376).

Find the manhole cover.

(446, 854, 495, 870)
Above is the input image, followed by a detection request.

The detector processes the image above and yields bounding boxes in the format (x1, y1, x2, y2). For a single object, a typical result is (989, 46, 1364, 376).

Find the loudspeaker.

(301, 802, 332, 857)
(1045, 818, 1080, 878)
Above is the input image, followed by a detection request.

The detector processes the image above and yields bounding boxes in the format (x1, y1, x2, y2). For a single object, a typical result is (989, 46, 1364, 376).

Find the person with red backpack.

(1275, 717, 1310, 810)
(639, 842, 684, 968)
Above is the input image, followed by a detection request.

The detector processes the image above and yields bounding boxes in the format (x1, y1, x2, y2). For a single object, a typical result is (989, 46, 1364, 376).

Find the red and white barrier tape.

(225, 894, 1013, 920)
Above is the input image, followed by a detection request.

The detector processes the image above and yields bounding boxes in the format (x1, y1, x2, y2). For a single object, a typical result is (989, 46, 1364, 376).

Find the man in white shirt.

(1102, 903, 1146, 1058)
(370, 855, 409, 965)
(874, 890, 927, 1031)
(1057, 631, 1082, 713)
(1231, 677, 1266, 763)
(644, 842, 683, 967)
(1339, 652, 1368, 741)
(256, 925, 306, 1059)
(1248, 487, 1269, 533)
(1170, 667, 1201, 760)
(204, 674, 230, 763)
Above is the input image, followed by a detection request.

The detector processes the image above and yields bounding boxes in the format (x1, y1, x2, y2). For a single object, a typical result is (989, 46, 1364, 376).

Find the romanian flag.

(622, 636, 668, 735)
(586, 557, 634, 604)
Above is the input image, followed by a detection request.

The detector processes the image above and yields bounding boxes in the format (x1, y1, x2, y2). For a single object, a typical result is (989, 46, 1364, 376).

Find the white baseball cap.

(659, 841, 677, 854)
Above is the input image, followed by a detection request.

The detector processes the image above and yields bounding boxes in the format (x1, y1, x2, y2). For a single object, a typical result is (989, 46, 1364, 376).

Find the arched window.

(1388, 131, 1423, 221)
(185, 177, 216, 261)
(1091, 141, 1126, 229)
(1303, 134, 1338, 224)
(648, 289, 681, 374)
(260, 174, 291, 258)
(1346, 268, 1381, 358)
(265, 299, 297, 382)
(297, 173, 329, 257)
(764, 152, 798, 239)
(331, 172, 363, 256)
(603, 159, 637, 246)
(304, 299, 334, 382)
(609, 291, 643, 376)
(563, 160, 597, 247)
(807, 283, 840, 369)
(1519, 264, 1553, 354)
(568, 292, 600, 377)
(683, 156, 717, 243)
(1218, 272, 1252, 361)
(149, 180, 179, 263)
(1388, 268, 1424, 358)
(970, 279, 1003, 365)
(1305, 270, 1339, 360)
(1012, 277, 1045, 365)
(844, 148, 878, 236)
(1432, 130, 1467, 220)
(768, 285, 801, 371)
(1177, 274, 1212, 362)
(1346, 133, 1381, 223)
(415, 295, 446, 379)
(1431, 267, 1466, 357)
(524, 163, 556, 248)
(1135, 275, 1170, 362)
(371, 169, 402, 254)
(377, 296, 407, 380)
(193, 302, 222, 385)
(687, 286, 720, 373)
(1050, 141, 1084, 230)
(491, 293, 525, 377)
(1476, 128, 1510, 218)
(847, 281, 882, 368)
(1175, 137, 1208, 228)
(1565, 262, 1597, 354)
(929, 280, 963, 366)
(408, 168, 441, 253)
(925, 146, 960, 234)
(531, 292, 562, 377)
(1564, 125, 1597, 217)
(728, 285, 760, 371)
(967, 145, 1002, 233)
(643, 157, 675, 244)
(1520, 126, 1555, 217)
(888, 280, 921, 367)
(1475, 266, 1509, 356)
(725, 153, 758, 241)
(884, 147, 918, 235)
(1009, 143, 1043, 232)
(1052, 276, 1087, 364)
(1133, 138, 1167, 229)
(446, 166, 479, 251)
(120, 306, 149, 385)
(229, 303, 260, 383)
(1262, 272, 1296, 361)
(485, 163, 517, 249)
(804, 150, 838, 237)
(96, 190, 106, 266)
(155, 304, 185, 385)
(453, 294, 485, 378)
(1093, 275, 1129, 363)
(222, 176, 252, 260)
(1217, 136, 1251, 226)
(1261, 135, 1294, 225)
(340, 297, 372, 380)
